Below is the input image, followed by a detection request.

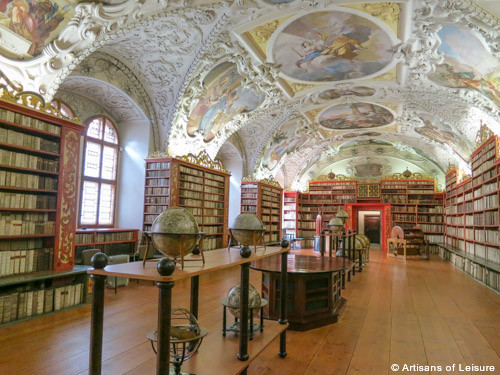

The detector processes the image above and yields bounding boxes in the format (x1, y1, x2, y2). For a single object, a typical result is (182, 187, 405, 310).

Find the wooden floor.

(1, 249, 499, 374)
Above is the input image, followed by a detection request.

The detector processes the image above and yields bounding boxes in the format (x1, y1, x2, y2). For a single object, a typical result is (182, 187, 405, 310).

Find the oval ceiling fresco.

(261, 120, 309, 171)
(428, 25, 499, 108)
(272, 10, 394, 82)
(0, 0, 76, 60)
(187, 61, 265, 142)
(319, 102, 394, 130)
(319, 86, 376, 100)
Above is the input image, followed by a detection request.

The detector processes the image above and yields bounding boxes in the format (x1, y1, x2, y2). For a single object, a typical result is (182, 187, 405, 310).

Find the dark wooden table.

(251, 254, 354, 331)
(87, 246, 289, 375)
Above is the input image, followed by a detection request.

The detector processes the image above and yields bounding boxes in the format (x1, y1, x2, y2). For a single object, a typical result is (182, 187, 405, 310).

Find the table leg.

(190, 275, 199, 319)
(157, 281, 175, 375)
(279, 251, 288, 358)
(341, 270, 346, 289)
(89, 273, 106, 375)
(238, 262, 250, 361)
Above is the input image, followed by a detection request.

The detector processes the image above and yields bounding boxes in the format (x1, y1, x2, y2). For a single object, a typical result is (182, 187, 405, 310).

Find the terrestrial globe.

(336, 210, 349, 224)
(230, 213, 265, 246)
(328, 217, 344, 234)
(151, 207, 200, 258)
(227, 283, 262, 318)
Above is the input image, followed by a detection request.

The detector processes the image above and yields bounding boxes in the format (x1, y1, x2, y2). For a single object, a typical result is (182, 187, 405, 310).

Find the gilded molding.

(474, 120, 495, 150)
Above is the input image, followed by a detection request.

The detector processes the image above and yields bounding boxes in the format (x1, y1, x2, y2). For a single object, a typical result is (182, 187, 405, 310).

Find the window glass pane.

(101, 146, 117, 180)
(59, 102, 74, 118)
(86, 118, 103, 139)
(103, 123, 118, 144)
(98, 183, 115, 225)
(81, 181, 99, 225)
(83, 141, 101, 178)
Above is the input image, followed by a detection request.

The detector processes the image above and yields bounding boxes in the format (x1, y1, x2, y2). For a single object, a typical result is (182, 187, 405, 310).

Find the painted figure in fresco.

(295, 28, 365, 70)
(320, 103, 393, 130)
(7, 0, 70, 55)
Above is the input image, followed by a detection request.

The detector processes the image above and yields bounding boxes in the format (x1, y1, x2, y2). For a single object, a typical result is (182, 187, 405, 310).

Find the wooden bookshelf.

(444, 135, 500, 265)
(74, 228, 139, 263)
(241, 179, 283, 244)
(143, 152, 230, 251)
(381, 179, 444, 244)
(0, 85, 84, 325)
(282, 191, 298, 239)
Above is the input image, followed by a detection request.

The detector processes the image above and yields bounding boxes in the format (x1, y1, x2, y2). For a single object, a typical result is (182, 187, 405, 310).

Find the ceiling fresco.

(0, 0, 497, 191)
(0, 0, 76, 59)
(428, 24, 499, 108)
(318, 102, 394, 130)
(186, 61, 265, 142)
(270, 10, 395, 83)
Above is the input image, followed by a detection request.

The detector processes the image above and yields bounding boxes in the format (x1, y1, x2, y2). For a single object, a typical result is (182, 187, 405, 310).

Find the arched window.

(80, 116, 119, 227)
(51, 98, 75, 118)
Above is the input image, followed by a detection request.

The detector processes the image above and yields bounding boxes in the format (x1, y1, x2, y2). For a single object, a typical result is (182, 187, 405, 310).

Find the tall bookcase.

(381, 179, 444, 244)
(0, 85, 86, 325)
(241, 179, 283, 244)
(444, 135, 499, 262)
(282, 191, 298, 239)
(143, 152, 230, 251)
(441, 133, 499, 291)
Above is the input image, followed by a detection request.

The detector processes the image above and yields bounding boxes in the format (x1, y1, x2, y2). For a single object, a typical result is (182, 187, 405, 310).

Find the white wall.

(221, 158, 243, 228)
(115, 120, 151, 229)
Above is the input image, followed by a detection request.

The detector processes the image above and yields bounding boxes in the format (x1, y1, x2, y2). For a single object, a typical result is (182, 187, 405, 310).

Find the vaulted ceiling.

(0, 0, 498, 191)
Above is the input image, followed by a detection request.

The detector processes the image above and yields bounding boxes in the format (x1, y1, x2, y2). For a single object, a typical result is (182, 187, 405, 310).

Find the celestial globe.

(328, 217, 344, 234)
(151, 207, 199, 258)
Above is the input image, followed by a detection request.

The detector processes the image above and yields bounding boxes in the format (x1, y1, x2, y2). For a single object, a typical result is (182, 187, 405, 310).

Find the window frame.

(79, 115, 119, 228)
(51, 98, 75, 118)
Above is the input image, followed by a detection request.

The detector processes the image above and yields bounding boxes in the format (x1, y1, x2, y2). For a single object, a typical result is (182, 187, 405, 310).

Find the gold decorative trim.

(474, 120, 495, 150)
(446, 162, 458, 175)
(310, 173, 352, 181)
(242, 176, 282, 188)
(178, 150, 229, 174)
(0, 70, 81, 123)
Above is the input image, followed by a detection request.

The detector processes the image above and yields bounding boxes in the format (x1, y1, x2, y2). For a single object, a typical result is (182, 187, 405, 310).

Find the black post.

(156, 281, 175, 375)
(190, 275, 199, 319)
(222, 306, 227, 336)
(279, 250, 288, 358)
(350, 231, 355, 276)
(359, 245, 363, 272)
(89, 253, 108, 375)
(238, 262, 250, 361)
(342, 232, 346, 258)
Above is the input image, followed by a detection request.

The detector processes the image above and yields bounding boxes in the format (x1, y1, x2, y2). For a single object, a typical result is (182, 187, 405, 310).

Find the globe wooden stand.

(143, 231, 206, 269)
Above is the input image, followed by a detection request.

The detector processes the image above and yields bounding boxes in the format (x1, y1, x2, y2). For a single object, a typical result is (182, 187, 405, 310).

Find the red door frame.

(345, 203, 391, 252)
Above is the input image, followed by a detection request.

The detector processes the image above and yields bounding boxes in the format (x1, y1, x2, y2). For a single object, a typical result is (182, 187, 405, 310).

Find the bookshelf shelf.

(74, 228, 139, 264)
(0, 95, 83, 326)
(241, 181, 283, 244)
(143, 156, 230, 251)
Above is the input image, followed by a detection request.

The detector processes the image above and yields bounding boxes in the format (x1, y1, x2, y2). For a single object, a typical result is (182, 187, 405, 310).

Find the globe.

(151, 207, 200, 258)
(328, 217, 344, 234)
(230, 213, 265, 246)
(227, 283, 262, 318)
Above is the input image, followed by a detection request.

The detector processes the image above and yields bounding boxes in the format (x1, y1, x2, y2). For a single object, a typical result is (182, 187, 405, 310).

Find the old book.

(43, 289, 53, 314)
(26, 291, 33, 317)
(17, 292, 26, 320)
(10, 292, 19, 322)
(2, 294, 11, 324)
(36, 290, 44, 315)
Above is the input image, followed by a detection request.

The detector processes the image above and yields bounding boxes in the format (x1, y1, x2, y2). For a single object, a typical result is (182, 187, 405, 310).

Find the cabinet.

(143, 152, 230, 251)
(241, 179, 283, 244)
(74, 228, 139, 263)
(0, 86, 83, 325)
(282, 191, 298, 239)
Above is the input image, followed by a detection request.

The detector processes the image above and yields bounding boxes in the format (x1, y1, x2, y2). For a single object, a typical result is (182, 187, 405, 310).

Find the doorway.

(357, 210, 381, 245)
(364, 215, 381, 244)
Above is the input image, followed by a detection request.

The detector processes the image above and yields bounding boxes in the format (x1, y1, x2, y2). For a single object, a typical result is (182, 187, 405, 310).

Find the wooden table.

(87, 246, 289, 375)
(251, 254, 354, 331)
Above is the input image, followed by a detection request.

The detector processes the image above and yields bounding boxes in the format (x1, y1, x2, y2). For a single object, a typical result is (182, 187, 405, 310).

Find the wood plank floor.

(0, 250, 499, 375)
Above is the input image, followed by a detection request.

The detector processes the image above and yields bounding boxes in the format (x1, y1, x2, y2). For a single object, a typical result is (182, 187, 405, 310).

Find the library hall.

(0, 0, 499, 374)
